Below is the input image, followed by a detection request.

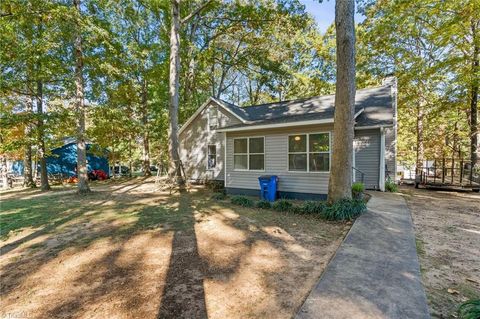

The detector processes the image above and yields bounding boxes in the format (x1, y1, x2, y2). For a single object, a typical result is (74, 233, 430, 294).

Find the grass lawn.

(401, 186, 480, 318)
(0, 178, 350, 319)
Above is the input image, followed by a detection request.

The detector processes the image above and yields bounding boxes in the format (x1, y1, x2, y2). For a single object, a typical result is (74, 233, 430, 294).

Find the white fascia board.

(354, 108, 365, 119)
(210, 97, 250, 124)
(178, 97, 249, 135)
(178, 98, 213, 135)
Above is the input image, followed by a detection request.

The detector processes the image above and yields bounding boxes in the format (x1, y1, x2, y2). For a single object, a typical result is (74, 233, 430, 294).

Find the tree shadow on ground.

(156, 194, 208, 319)
(1, 182, 346, 318)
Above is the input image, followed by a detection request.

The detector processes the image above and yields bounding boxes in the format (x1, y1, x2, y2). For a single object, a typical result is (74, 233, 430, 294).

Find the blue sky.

(299, 0, 365, 33)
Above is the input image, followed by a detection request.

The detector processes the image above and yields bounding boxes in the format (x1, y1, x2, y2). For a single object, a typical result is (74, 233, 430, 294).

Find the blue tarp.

(12, 143, 109, 177)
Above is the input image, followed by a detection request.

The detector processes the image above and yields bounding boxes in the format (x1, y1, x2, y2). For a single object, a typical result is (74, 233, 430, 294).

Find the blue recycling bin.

(258, 175, 278, 202)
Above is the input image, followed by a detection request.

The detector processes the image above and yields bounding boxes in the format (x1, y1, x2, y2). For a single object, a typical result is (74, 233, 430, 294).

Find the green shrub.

(352, 182, 365, 193)
(385, 178, 398, 192)
(299, 201, 326, 215)
(288, 205, 303, 214)
(272, 199, 293, 212)
(323, 198, 366, 221)
(256, 200, 272, 209)
(458, 300, 480, 319)
(211, 192, 226, 200)
(230, 195, 254, 207)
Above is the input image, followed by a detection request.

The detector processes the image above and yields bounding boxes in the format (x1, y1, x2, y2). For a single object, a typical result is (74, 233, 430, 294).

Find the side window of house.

(208, 107, 218, 130)
(233, 137, 265, 170)
(233, 138, 248, 170)
(249, 137, 264, 170)
(207, 145, 216, 169)
(288, 134, 307, 171)
(288, 133, 330, 172)
(309, 133, 330, 171)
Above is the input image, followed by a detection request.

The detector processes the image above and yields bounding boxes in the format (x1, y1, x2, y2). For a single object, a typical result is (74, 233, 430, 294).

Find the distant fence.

(415, 158, 479, 189)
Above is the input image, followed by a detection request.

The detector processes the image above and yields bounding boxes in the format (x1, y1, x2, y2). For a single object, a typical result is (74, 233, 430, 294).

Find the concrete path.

(296, 192, 430, 319)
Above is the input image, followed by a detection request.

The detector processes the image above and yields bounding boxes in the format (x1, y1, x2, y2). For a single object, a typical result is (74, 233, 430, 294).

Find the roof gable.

(180, 84, 395, 133)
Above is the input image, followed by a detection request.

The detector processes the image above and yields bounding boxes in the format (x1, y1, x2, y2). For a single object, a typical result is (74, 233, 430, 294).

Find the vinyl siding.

(354, 129, 380, 189)
(179, 101, 242, 181)
(225, 124, 333, 194)
(180, 99, 395, 192)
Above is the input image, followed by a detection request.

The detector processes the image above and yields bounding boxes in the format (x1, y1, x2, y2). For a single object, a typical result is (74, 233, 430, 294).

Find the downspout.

(379, 127, 386, 191)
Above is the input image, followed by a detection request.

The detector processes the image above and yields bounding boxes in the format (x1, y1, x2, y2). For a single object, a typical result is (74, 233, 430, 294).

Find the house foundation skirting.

(226, 187, 327, 201)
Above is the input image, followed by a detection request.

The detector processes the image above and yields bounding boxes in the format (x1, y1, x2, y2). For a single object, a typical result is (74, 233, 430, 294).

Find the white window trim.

(287, 132, 331, 173)
(233, 136, 265, 172)
(207, 144, 217, 171)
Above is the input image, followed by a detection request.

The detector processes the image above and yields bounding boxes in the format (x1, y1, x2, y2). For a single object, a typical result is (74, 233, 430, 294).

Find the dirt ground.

(400, 185, 480, 318)
(0, 178, 350, 319)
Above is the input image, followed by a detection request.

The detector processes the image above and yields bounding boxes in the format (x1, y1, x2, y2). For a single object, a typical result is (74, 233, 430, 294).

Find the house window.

(309, 133, 330, 171)
(288, 133, 330, 172)
(288, 135, 307, 171)
(234, 139, 248, 170)
(249, 137, 265, 170)
(208, 107, 218, 130)
(207, 145, 217, 169)
(234, 137, 265, 171)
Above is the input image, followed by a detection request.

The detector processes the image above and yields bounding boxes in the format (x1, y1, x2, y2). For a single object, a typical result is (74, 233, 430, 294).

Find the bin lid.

(258, 175, 278, 180)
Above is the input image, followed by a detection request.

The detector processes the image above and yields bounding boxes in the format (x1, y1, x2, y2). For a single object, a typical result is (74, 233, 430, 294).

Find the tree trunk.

(416, 105, 425, 170)
(141, 78, 151, 176)
(1, 156, 8, 190)
(74, 0, 91, 194)
(23, 95, 36, 187)
(168, 0, 184, 186)
(36, 80, 50, 191)
(128, 137, 133, 178)
(327, 0, 356, 203)
(470, 19, 479, 167)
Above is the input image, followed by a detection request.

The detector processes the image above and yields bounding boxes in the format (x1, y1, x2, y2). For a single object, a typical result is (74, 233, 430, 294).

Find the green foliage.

(385, 178, 398, 192)
(458, 300, 480, 319)
(298, 201, 326, 215)
(272, 199, 293, 212)
(0, 0, 338, 172)
(359, 0, 478, 166)
(352, 182, 365, 193)
(323, 199, 366, 221)
(230, 195, 254, 207)
(288, 205, 303, 214)
(211, 192, 226, 201)
(256, 200, 272, 209)
(352, 182, 365, 200)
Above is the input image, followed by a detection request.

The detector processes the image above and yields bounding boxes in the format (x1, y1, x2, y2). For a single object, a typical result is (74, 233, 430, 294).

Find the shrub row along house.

(179, 77, 397, 200)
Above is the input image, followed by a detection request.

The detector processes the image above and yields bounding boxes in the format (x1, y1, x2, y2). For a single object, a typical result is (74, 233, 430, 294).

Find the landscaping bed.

(0, 178, 351, 319)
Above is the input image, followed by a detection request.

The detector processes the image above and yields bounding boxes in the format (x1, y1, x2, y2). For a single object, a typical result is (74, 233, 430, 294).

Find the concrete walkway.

(296, 192, 430, 319)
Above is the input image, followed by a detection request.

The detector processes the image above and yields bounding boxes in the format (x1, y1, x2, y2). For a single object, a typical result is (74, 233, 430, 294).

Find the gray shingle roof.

(217, 85, 394, 129)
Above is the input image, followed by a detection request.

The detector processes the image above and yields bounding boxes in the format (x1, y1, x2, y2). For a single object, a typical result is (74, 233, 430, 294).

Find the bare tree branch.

(181, 0, 213, 25)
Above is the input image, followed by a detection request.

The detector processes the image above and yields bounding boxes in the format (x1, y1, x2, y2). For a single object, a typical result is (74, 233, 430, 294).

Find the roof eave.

(217, 107, 365, 133)
(216, 118, 335, 132)
(354, 124, 394, 130)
